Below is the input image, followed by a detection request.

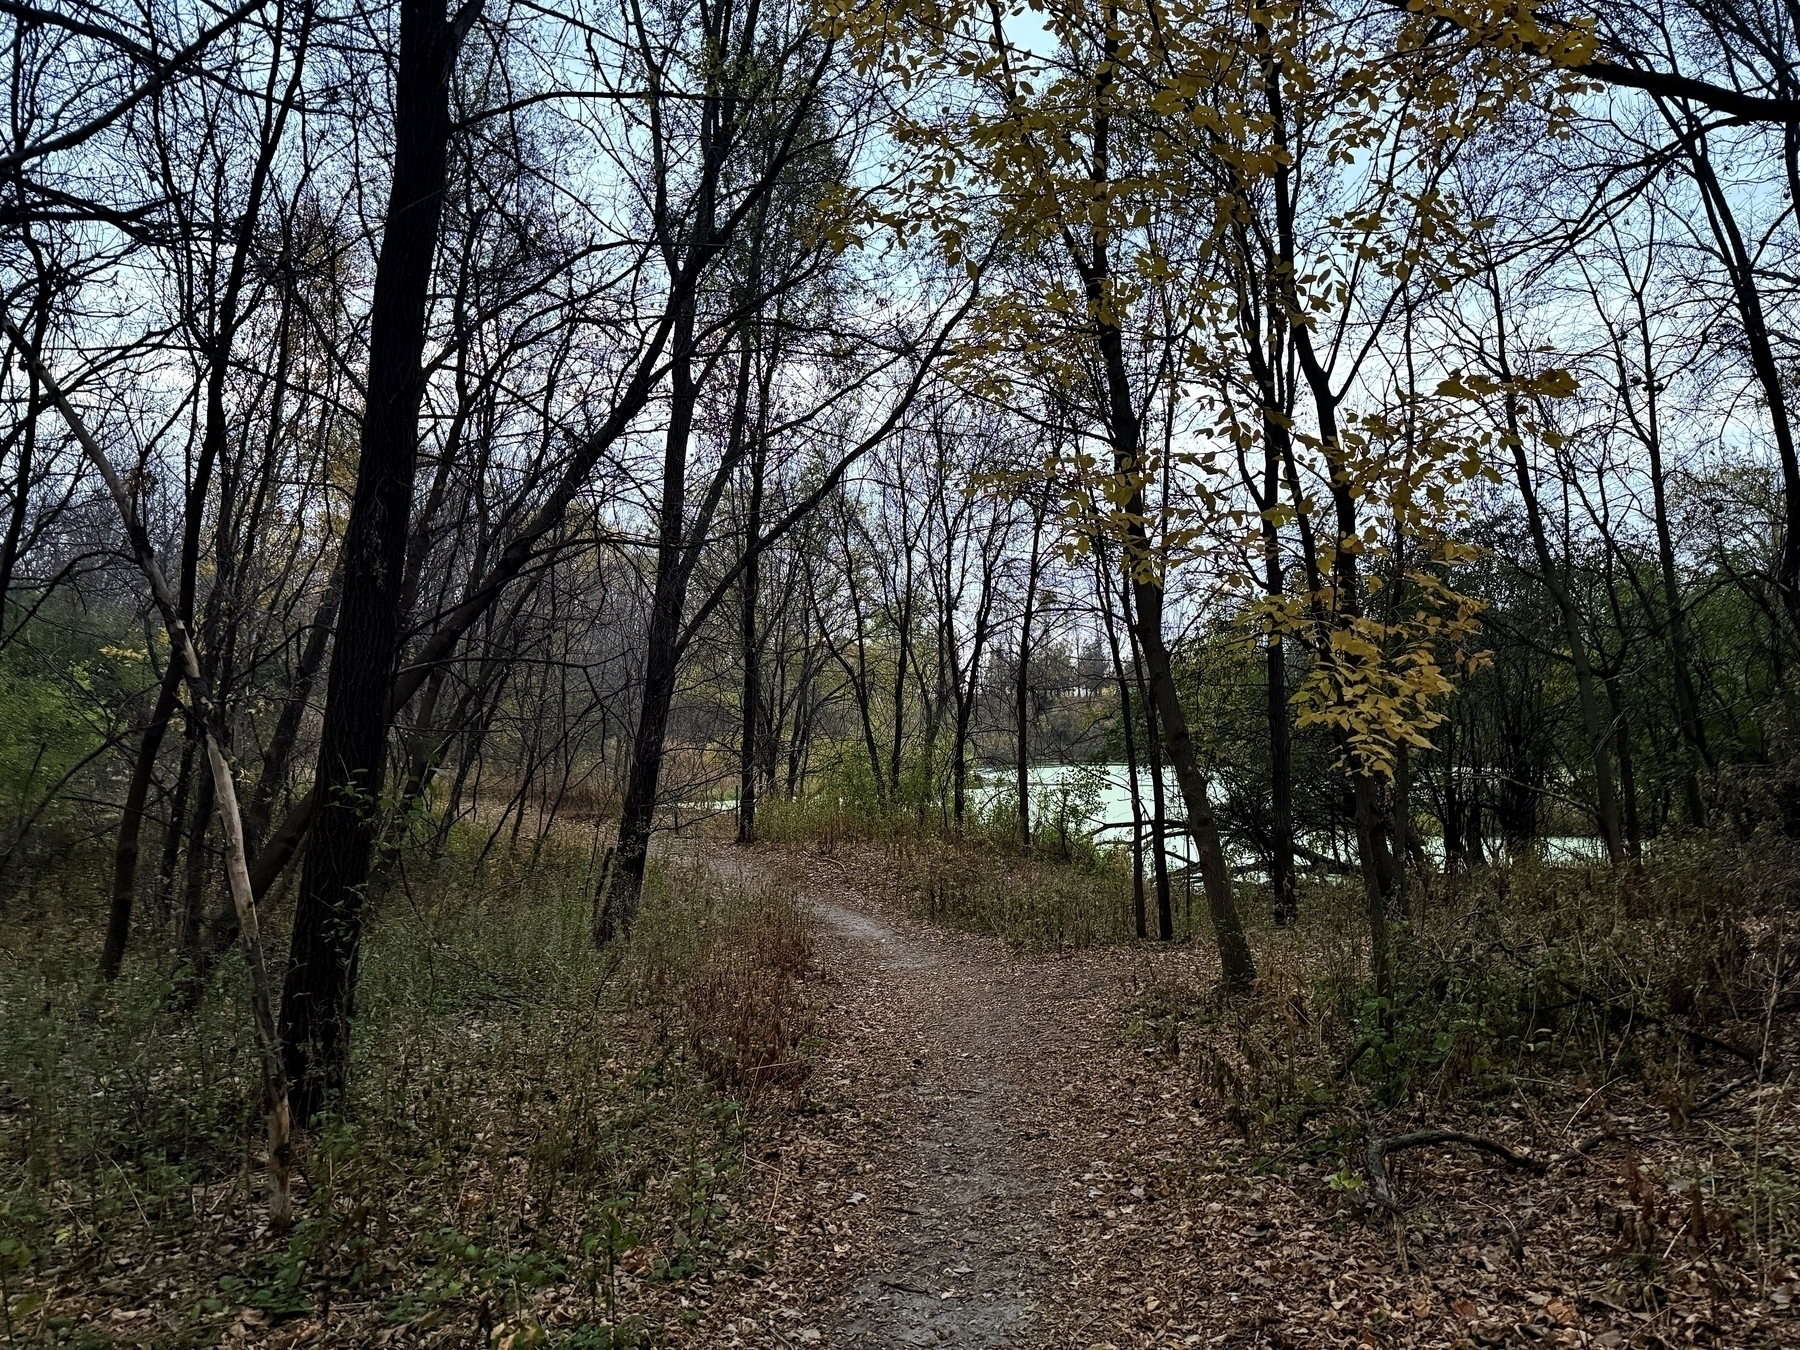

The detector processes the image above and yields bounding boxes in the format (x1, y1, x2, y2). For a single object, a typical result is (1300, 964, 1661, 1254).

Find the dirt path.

(808, 892, 1062, 1347)
(685, 842, 1797, 1350)
(691, 843, 1192, 1350)
(673, 846, 1800, 1350)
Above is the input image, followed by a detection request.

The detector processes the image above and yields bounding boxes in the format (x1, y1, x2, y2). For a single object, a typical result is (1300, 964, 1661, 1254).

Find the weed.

(0, 832, 812, 1343)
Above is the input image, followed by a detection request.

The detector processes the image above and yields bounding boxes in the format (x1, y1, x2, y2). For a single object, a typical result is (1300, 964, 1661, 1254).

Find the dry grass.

(0, 839, 818, 1348)
(682, 907, 812, 1105)
(627, 860, 814, 1105)
(794, 826, 1139, 948)
(1142, 835, 1800, 1328)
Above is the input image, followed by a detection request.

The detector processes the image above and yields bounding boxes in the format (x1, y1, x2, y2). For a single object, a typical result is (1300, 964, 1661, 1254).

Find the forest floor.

(661, 840, 1799, 1350)
(10, 837, 1796, 1348)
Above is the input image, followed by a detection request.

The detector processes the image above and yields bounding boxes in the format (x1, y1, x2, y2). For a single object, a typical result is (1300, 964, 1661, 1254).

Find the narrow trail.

(695, 842, 1182, 1349)
(808, 892, 1057, 1347)
(680, 841, 1796, 1350)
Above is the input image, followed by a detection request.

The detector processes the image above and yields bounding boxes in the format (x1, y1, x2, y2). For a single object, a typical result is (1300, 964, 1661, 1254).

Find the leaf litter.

(691, 842, 1799, 1350)
(12, 841, 1796, 1348)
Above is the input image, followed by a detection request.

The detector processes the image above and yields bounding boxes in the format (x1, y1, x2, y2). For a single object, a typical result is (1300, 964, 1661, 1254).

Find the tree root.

(1365, 1127, 1546, 1211)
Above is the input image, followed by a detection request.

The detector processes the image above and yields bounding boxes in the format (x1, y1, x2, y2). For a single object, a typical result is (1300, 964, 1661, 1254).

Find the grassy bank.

(755, 794, 1140, 947)
(0, 840, 813, 1347)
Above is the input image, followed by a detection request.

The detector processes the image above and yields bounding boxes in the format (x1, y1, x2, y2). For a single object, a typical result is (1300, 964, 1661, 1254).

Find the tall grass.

(892, 834, 1138, 945)
(753, 767, 1141, 946)
(0, 833, 814, 1345)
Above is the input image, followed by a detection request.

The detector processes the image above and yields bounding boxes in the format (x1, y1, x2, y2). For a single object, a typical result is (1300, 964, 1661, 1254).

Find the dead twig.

(1550, 975, 1770, 1070)
(1693, 1075, 1754, 1115)
(1570, 1128, 1613, 1156)
(1365, 1127, 1545, 1211)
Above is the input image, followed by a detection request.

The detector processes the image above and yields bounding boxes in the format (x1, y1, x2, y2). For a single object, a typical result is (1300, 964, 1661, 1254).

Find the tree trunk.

(738, 476, 763, 846)
(890, 541, 914, 802)
(155, 726, 199, 917)
(831, 532, 889, 806)
(1260, 45, 1397, 984)
(0, 287, 45, 622)
(788, 656, 813, 800)
(1076, 260, 1254, 981)
(1640, 353, 1710, 825)
(1466, 790, 1486, 869)
(101, 662, 181, 979)
(1067, 23, 1254, 986)
(1260, 441, 1297, 927)
(1266, 629, 1296, 925)
(245, 575, 341, 851)
(598, 254, 704, 942)
(599, 522, 686, 942)
(279, 0, 472, 1123)
(1392, 740, 1412, 921)
(178, 768, 216, 959)
(1353, 773, 1394, 997)
(1288, 326, 1400, 990)
(1673, 117, 1800, 638)
(1501, 420, 1625, 865)
(101, 30, 299, 979)
(1606, 674, 1643, 859)
(737, 369, 764, 846)
(1142, 659, 1174, 941)
(1015, 501, 1044, 852)
(5, 308, 296, 1223)
(1479, 249, 1617, 868)
(1128, 576, 1255, 987)
(950, 534, 999, 830)
(103, 363, 225, 975)
(1118, 575, 1173, 940)
(1096, 551, 1147, 939)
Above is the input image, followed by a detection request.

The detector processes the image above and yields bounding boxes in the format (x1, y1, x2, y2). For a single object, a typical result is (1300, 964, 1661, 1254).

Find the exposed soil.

(680, 840, 1156, 1346)
(805, 887, 1079, 1348)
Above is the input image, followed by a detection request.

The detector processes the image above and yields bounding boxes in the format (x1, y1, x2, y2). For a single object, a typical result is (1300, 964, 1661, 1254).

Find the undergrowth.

(0, 836, 814, 1347)
(888, 834, 1136, 946)
(758, 795, 1145, 947)
(1162, 839, 1800, 1273)
(766, 797, 1799, 1280)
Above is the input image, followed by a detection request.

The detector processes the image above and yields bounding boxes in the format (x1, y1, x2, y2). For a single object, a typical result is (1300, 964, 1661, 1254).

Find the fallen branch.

(1551, 975, 1770, 1070)
(1334, 1037, 1373, 1081)
(1295, 841, 1358, 877)
(1570, 1128, 1612, 1156)
(1493, 941, 1775, 1073)
(1693, 1075, 1755, 1115)
(1365, 1127, 1545, 1211)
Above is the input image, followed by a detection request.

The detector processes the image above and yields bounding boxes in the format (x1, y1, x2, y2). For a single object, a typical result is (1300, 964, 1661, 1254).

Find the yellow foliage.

(815, 0, 1580, 779)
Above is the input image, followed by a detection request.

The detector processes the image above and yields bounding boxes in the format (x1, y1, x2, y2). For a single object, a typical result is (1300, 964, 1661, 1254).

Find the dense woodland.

(1, 0, 1798, 1341)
